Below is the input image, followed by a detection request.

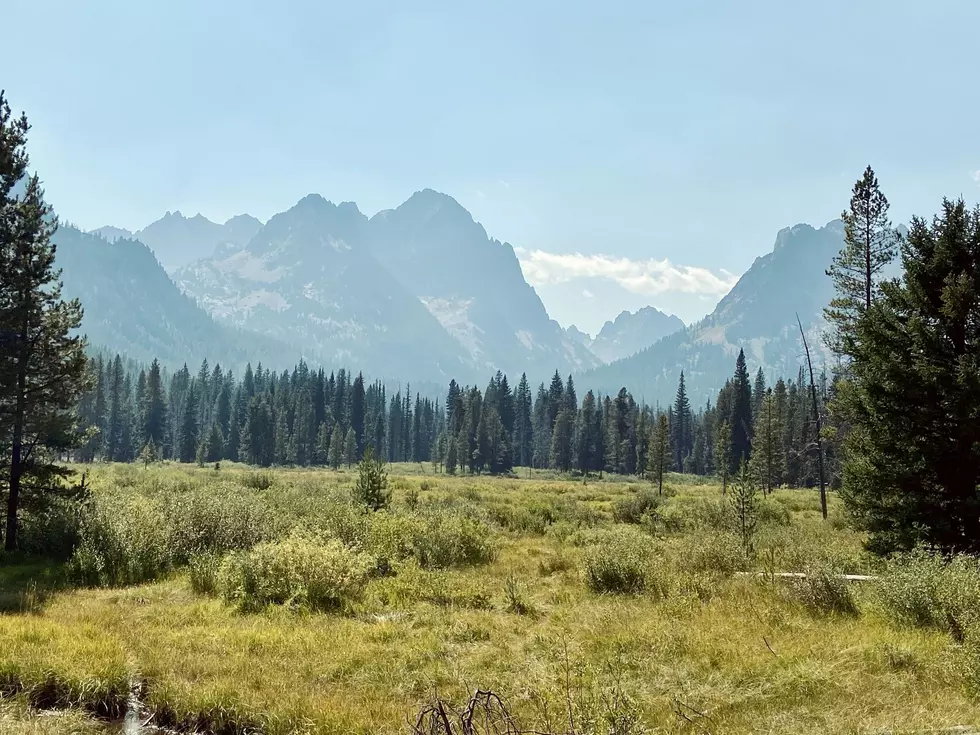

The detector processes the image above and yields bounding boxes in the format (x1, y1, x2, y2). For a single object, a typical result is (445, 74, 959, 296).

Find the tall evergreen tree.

(648, 413, 671, 494)
(328, 421, 343, 469)
(514, 373, 533, 467)
(0, 93, 90, 549)
(825, 165, 900, 355)
(839, 199, 980, 554)
(350, 372, 366, 458)
(672, 371, 692, 471)
(550, 407, 574, 472)
(750, 388, 784, 494)
(729, 349, 753, 471)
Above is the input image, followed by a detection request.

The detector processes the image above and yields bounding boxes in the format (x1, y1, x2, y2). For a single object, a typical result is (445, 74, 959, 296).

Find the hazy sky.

(6, 0, 979, 333)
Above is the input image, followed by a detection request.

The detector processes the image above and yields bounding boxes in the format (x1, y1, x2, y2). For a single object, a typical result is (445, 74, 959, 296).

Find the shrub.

(680, 533, 750, 575)
(757, 496, 792, 527)
(17, 499, 83, 560)
(584, 530, 651, 594)
(790, 564, 859, 616)
(241, 471, 275, 491)
(613, 489, 661, 525)
(412, 511, 497, 569)
(875, 550, 980, 638)
(404, 486, 420, 511)
(164, 489, 269, 564)
(68, 496, 173, 586)
(218, 532, 373, 612)
(188, 552, 222, 594)
(538, 550, 575, 576)
(503, 573, 536, 616)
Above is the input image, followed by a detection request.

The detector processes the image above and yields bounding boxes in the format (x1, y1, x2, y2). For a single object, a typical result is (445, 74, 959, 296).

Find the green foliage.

(241, 471, 275, 491)
(729, 463, 758, 553)
(825, 165, 899, 351)
(839, 199, 980, 555)
(0, 92, 91, 551)
(583, 529, 653, 595)
(679, 533, 750, 575)
(217, 532, 373, 612)
(68, 496, 173, 586)
(612, 488, 661, 525)
(353, 447, 391, 512)
(875, 550, 980, 638)
(790, 564, 859, 616)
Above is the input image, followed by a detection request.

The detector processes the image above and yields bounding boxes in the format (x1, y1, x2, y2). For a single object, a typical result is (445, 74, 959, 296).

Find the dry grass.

(1, 463, 978, 733)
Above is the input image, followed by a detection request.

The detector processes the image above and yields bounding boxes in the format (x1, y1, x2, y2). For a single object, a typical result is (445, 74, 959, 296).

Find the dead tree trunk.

(797, 314, 827, 520)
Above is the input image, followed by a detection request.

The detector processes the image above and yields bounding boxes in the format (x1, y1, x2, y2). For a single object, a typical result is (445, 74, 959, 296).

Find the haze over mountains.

(75, 190, 844, 402)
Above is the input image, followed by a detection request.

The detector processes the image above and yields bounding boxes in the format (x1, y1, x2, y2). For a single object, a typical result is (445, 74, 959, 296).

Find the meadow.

(2, 462, 980, 734)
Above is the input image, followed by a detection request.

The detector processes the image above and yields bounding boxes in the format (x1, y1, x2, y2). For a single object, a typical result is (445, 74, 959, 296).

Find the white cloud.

(514, 247, 738, 298)
(972, 170, 980, 185)
(582, 289, 594, 298)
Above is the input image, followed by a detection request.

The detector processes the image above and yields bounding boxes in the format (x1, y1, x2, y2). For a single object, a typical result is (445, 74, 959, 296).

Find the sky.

(5, 0, 980, 334)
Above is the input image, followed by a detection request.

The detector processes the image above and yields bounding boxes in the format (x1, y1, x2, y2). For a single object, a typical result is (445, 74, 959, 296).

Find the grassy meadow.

(2, 462, 980, 734)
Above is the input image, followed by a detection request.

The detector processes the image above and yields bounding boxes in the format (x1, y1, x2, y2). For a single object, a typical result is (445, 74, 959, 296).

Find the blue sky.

(6, 0, 979, 333)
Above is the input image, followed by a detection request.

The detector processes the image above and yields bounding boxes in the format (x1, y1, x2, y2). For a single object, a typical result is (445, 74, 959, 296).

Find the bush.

(68, 496, 173, 586)
(218, 532, 373, 612)
(875, 550, 980, 638)
(188, 552, 222, 594)
(584, 530, 651, 594)
(17, 499, 83, 560)
(412, 511, 497, 569)
(790, 564, 859, 616)
(538, 550, 575, 576)
(757, 496, 792, 527)
(165, 489, 269, 564)
(680, 533, 750, 575)
(241, 471, 275, 491)
(613, 489, 661, 525)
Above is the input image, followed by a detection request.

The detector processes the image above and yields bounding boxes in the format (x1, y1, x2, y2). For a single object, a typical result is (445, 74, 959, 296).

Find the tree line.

(73, 347, 835, 492)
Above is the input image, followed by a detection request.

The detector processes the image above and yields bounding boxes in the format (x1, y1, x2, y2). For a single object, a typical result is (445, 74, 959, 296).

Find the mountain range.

(93, 211, 263, 271)
(567, 307, 686, 364)
(74, 192, 846, 400)
(583, 220, 844, 404)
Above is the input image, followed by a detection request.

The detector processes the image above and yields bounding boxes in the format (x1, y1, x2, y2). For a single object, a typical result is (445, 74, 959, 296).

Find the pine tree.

(328, 422, 343, 469)
(350, 372, 366, 458)
(445, 434, 458, 475)
(102, 355, 126, 461)
(143, 358, 167, 450)
(178, 382, 199, 463)
(825, 165, 900, 356)
(576, 390, 598, 475)
(839, 199, 980, 554)
(730, 462, 758, 553)
(354, 447, 390, 512)
(752, 367, 766, 419)
(672, 371, 692, 471)
(315, 422, 330, 465)
(729, 349, 753, 471)
(343, 427, 356, 469)
(647, 413, 671, 494)
(203, 422, 223, 463)
(715, 420, 733, 494)
(750, 388, 784, 494)
(550, 407, 574, 472)
(514, 373, 533, 467)
(138, 439, 158, 468)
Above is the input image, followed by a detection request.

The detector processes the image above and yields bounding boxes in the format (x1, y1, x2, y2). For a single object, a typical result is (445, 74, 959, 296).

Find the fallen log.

(735, 572, 877, 581)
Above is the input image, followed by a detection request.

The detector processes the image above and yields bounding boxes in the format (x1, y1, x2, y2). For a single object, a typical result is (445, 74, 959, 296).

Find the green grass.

(1, 462, 979, 733)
